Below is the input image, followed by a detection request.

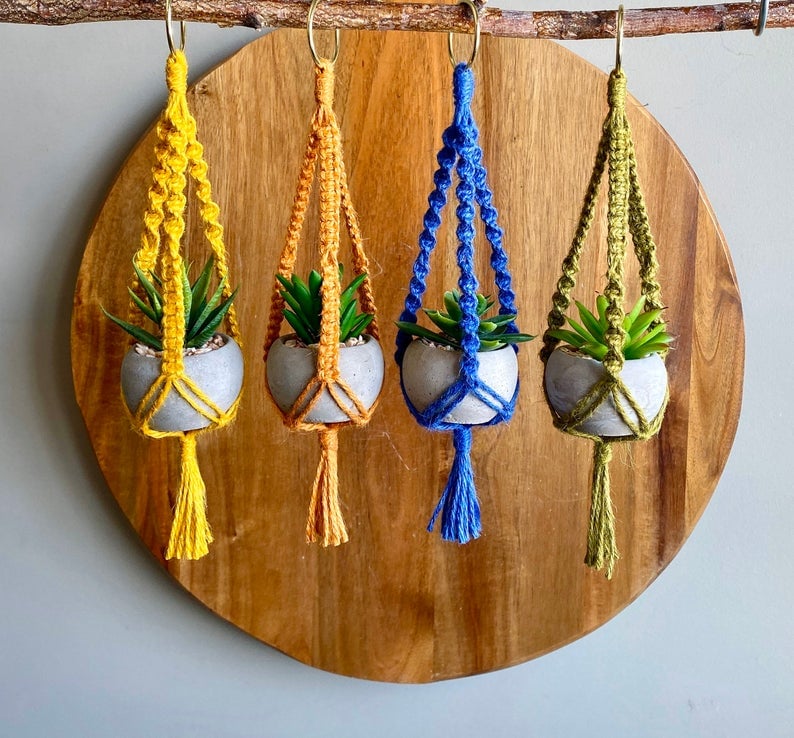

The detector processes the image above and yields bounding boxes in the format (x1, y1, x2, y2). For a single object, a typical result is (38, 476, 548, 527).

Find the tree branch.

(0, 0, 791, 38)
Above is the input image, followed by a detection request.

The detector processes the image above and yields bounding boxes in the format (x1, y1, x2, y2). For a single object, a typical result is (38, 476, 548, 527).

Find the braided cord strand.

(396, 63, 521, 544)
(540, 67, 669, 578)
(184, 106, 241, 344)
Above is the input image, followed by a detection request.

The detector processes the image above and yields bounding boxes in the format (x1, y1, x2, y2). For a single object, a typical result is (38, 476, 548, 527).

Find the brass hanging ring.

(165, 0, 186, 54)
(307, 0, 341, 66)
(615, 5, 624, 70)
(448, 0, 481, 69)
(755, 0, 769, 36)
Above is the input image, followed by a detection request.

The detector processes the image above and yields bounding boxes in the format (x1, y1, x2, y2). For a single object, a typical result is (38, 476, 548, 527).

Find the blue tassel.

(427, 427, 481, 543)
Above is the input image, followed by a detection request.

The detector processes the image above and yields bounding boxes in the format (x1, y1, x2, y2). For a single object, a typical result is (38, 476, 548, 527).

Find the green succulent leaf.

(187, 287, 238, 348)
(624, 341, 670, 359)
(397, 290, 532, 352)
(554, 295, 672, 361)
(132, 262, 163, 316)
(425, 309, 461, 338)
(595, 294, 609, 328)
(180, 263, 193, 322)
(101, 307, 163, 351)
(283, 310, 316, 346)
(567, 317, 593, 343)
(347, 313, 374, 340)
(190, 255, 215, 324)
(339, 299, 359, 341)
(188, 277, 228, 342)
(483, 314, 517, 327)
(278, 267, 375, 344)
(623, 294, 647, 333)
(547, 329, 587, 348)
(126, 287, 159, 325)
(395, 320, 462, 350)
(289, 274, 314, 319)
(107, 256, 238, 350)
(575, 301, 604, 344)
(340, 273, 367, 312)
(308, 270, 323, 314)
(627, 308, 664, 341)
(443, 291, 462, 321)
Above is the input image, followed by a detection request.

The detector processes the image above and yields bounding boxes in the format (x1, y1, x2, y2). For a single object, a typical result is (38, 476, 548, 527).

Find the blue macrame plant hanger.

(395, 62, 522, 545)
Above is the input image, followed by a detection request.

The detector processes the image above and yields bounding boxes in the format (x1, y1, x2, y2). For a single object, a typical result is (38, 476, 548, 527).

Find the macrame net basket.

(540, 67, 670, 579)
(395, 62, 522, 545)
(121, 50, 243, 561)
(263, 58, 381, 548)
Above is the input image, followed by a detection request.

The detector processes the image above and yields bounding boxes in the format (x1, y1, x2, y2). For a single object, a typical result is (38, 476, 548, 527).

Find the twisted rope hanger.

(263, 0, 380, 547)
(396, 0, 522, 545)
(540, 7, 669, 579)
(126, 2, 242, 561)
(4, 0, 791, 38)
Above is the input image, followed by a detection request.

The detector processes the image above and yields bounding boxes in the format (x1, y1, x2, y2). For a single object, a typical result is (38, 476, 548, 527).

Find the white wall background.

(1, 0, 792, 734)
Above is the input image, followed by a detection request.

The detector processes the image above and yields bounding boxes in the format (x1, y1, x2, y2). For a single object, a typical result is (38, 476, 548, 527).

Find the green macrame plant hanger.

(540, 64, 670, 580)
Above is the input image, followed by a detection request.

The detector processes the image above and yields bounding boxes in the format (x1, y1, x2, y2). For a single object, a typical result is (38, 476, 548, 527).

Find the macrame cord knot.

(166, 50, 189, 96)
(315, 60, 336, 109)
(607, 68, 627, 109)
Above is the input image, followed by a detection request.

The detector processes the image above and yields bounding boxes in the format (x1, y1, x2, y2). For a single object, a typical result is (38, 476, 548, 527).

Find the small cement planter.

(544, 346, 667, 438)
(401, 339, 518, 425)
(266, 334, 384, 424)
(121, 334, 244, 433)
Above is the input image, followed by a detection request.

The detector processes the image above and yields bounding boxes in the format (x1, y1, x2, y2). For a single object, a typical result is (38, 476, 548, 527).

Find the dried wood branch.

(0, 0, 791, 38)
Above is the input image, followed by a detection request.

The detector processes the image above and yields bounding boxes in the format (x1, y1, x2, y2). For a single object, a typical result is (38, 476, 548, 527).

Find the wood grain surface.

(71, 30, 744, 682)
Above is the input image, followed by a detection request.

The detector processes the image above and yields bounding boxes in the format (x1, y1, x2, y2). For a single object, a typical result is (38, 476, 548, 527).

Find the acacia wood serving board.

(71, 30, 744, 682)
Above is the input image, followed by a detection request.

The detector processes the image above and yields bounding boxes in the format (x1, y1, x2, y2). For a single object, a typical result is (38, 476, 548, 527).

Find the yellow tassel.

(166, 433, 214, 560)
(584, 440, 619, 579)
(306, 429, 348, 546)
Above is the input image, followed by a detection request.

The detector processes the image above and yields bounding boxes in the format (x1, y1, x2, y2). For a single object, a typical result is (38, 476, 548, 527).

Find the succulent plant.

(277, 267, 375, 346)
(547, 295, 673, 361)
(396, 290, 534, 352)
(103, 255, 238, 352)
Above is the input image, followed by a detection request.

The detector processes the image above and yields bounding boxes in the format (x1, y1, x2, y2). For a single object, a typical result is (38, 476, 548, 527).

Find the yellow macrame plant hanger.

(540, 22, 669, 579)
(125, 40, 242, 561)
(263, 25, 380, 547)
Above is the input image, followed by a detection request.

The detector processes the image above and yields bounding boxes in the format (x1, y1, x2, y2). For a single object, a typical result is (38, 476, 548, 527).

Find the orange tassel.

(306, 429, 348, 546)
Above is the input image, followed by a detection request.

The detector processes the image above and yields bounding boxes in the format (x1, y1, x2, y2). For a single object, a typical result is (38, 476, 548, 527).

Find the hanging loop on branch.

(307, 0, 341, 65)
(165, 0, 186, 53)
(615, 4, 624, 70)
(447, 0, 481, 68)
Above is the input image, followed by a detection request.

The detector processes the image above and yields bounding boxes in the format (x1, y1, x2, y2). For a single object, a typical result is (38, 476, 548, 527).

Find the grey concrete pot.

(400, 338, 518, 425)
(266, 334, 384, 424)
(120, 334, 244, 433)
(544, 346, 668, 438)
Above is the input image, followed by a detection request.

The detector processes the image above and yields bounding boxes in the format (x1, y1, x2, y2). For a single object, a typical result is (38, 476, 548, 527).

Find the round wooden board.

(72, 30, 743, 683)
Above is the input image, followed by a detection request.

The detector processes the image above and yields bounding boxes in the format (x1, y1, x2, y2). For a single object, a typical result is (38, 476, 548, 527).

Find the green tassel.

(584, 440, 619, 579)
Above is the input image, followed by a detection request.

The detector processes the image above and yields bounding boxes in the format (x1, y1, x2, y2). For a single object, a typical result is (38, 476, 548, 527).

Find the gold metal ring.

(165, 0, 186, 54)
(755, 0, 769, 36)
(307, 0, 340, 66)
(447, 0, 481, 68)
(615, 5, 624, 70)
